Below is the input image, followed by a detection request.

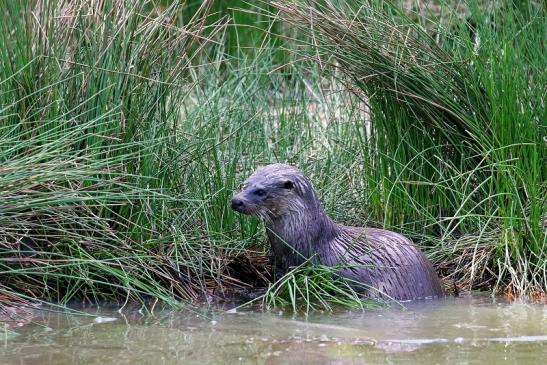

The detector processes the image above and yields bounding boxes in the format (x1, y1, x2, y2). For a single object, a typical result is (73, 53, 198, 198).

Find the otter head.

(230, 163, 320, 220)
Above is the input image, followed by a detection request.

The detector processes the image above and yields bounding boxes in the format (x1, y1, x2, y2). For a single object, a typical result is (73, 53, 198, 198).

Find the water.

(1, 294, 546, 364)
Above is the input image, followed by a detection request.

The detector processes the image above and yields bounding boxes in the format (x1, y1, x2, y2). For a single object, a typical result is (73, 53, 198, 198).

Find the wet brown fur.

(231, 164, 444, 301)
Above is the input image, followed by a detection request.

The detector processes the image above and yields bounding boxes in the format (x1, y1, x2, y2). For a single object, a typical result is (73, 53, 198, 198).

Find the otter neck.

(265, 203, 339, 267)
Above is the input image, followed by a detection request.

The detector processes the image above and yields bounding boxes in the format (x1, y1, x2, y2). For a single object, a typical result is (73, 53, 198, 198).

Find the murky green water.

(1, 294, 546, 364)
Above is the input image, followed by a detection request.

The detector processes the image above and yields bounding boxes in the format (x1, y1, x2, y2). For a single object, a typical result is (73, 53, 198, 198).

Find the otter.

(230, 164, 444, 301)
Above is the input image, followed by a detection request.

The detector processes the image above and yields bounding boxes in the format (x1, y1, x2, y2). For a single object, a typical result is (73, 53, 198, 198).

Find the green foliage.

(272, 0, 546, 293)
(0, 0, 544, 312)
(0, 0, 220, 305)
(261, 263, 386, 314)
(179, 0, 287, 61)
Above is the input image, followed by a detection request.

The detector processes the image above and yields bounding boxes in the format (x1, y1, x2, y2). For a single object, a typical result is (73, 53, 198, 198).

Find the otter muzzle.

(230, 196, 249, 214)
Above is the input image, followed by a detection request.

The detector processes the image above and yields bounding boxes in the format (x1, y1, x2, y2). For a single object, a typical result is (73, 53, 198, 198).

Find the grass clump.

(260, 263, 386, 315)
(271, 0, 545, 295)
(0, 0, 222, 306)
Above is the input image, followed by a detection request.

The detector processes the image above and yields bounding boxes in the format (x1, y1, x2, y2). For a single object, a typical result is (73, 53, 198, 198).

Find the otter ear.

(282, 180, 294, 189)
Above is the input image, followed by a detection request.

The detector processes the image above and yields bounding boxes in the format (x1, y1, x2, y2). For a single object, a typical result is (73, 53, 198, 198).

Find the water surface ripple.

(1, 294, 546, 364)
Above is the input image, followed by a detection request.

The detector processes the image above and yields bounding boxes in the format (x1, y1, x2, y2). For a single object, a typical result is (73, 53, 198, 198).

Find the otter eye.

(282, 180, 294, 189)
(254, 189, 266, 197)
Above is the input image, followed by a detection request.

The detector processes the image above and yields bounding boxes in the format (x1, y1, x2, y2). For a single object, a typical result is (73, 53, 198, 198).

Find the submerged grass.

(0, 0, 545, 313)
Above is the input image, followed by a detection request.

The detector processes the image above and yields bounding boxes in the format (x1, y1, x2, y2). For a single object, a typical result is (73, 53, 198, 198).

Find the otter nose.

(231, 197, 245, 210)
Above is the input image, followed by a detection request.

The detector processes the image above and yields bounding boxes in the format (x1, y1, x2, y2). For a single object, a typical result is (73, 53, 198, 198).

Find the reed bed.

(0, 0, 544, 313)
(269, 0, 545, 296)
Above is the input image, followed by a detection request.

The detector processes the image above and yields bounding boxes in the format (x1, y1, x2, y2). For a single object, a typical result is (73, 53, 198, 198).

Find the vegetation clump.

(270, 0, 545, 296)
(0, 0, 544, 312)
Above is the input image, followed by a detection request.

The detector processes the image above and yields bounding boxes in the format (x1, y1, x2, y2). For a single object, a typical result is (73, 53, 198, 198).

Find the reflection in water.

(1, 294, 546, 365)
